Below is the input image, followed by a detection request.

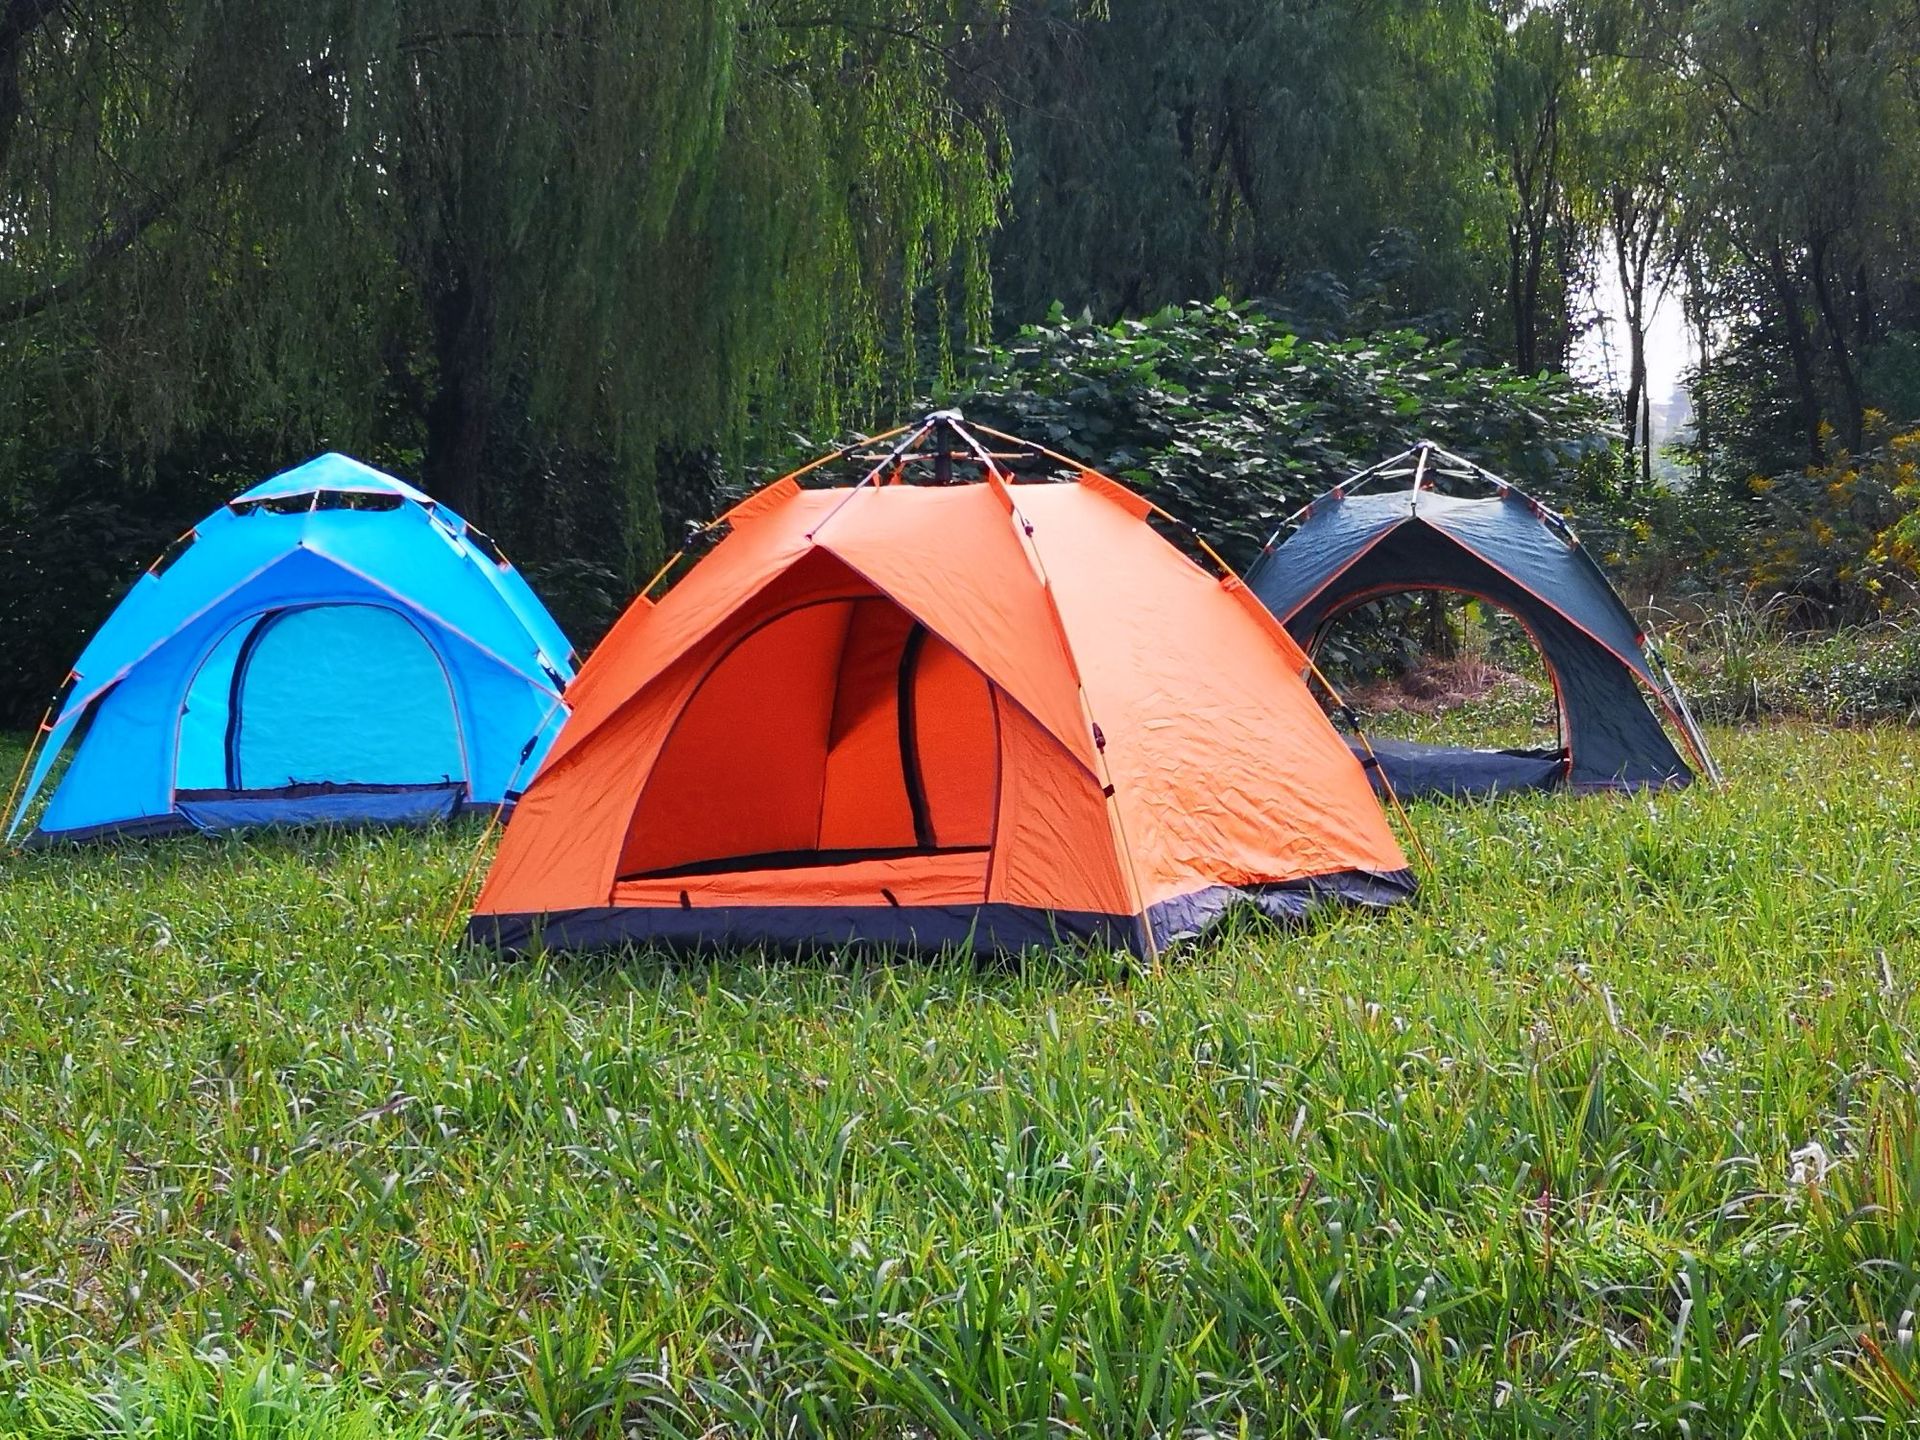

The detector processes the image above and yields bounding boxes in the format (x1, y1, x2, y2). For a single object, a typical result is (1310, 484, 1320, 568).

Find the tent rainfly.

(1248, 442, 1718, 799)
(468, 411, 1416, 958)
(7, 453, 575, 844)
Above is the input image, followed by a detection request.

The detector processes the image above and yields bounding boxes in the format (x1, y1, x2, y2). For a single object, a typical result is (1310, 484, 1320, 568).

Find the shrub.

(926, 299, 1609, 569)
(1739, 417, 1920, 622)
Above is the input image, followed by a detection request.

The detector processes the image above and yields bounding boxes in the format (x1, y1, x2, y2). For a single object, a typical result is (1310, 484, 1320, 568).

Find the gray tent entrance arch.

(1248, 444, 1717, 798)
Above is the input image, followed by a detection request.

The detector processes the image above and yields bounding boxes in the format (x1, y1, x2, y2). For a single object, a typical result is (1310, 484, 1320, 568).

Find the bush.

(1739, 418, 1920, 622)
(925, 299, 1610, 569)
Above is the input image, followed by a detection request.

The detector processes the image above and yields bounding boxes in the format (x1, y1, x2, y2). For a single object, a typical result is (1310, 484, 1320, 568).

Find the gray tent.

(1248, 444, 1717, 799)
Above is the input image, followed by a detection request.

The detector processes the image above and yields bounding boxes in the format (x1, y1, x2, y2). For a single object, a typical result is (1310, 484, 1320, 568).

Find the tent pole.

(769, 421, 917, 488)
(1645, 634, 1723, 787)
(1298, 654, 1434, 878)
(807, 418, 940, 542)
(638, 550, 686, 601)
(2, 696, 58, 845)
(1261, 444, 1425, 547)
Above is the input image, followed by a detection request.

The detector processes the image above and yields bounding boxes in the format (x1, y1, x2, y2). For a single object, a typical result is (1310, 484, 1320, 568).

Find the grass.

(2, 722, 1920, 1435)
(0, 1351, 467, 1439)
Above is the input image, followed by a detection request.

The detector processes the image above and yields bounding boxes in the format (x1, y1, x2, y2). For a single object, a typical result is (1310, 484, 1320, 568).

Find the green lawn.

(2, 724, 1919, 1436)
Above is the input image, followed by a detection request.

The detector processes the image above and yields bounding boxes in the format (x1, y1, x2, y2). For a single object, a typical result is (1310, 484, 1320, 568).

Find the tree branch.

(0, 0, 65, 173)
(0, 65, 332, 326)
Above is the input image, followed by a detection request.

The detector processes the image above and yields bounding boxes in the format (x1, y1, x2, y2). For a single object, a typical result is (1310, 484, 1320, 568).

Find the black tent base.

(467, 868, 1419, 960)
(1351, 735, 1691, 800)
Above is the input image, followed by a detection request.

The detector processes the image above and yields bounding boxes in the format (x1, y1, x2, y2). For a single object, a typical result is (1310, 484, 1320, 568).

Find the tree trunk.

(422, 261, 495, 523)
(1765, 242, 1825, 465)
(1509, 225, 1531, 371)
(1640, 381, 1654, 492)
(1511, 219, 1548, 374)
(1807, 236, 1865, 450)
(1613, 214, 1650, 494)
(1623, 336, 1646, 489)
(1855, 261, 1875, 351)
(1422, 593, 1456, 660)
(1683, 247, 1710, 478)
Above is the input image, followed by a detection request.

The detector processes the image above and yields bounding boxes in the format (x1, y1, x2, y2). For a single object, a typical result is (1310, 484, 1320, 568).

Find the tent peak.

(773, 410, 1121, 494)
(235, 452, 434, 506)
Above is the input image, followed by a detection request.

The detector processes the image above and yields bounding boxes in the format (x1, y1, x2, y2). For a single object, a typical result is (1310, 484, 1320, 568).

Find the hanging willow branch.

(0, 0, 1008, 564)
(0, 78, 329, 325)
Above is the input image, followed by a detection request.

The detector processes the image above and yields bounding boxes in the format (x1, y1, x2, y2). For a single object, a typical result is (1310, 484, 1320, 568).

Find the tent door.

(619, 594, 1001, 885)
(218, 603, 467, 793)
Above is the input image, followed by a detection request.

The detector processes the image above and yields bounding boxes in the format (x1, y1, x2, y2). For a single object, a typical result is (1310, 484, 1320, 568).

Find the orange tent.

(468, 413, 1413, 957)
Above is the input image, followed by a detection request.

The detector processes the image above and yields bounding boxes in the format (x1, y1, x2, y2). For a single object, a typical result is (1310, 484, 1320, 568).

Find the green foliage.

(1666, 611, 1920, 726)
(945, 300, 1608, 567)
(0, 497, 178, 726)
(1618, 420, 1920, 626)
(0, 0, 1005, 561)
(4, 728, 1920, 1433)
(0, 1351, 467, 1440)
(1739, 424, 1920, 620)
(1676, 0, 1920, 462)
(2, 0, 1917, 641)
(986, 0, 1501, 330)
(0, 450, 271, 725)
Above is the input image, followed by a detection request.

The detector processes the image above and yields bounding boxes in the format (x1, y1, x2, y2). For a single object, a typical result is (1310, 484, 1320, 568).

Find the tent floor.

(1348, 735, 1567, 799)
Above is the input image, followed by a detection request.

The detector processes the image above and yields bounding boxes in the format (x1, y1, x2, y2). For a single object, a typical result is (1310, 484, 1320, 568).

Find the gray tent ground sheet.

(1350, 735, 1566, 800)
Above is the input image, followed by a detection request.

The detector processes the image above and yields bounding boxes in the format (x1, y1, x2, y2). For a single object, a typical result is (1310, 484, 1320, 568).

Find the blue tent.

(8, 453, 575, 844)
(1249, 443, 1718, 799)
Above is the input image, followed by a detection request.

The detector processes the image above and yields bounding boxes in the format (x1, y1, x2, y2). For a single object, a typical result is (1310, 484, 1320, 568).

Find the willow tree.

(0, 0, 1004, 563)
(1488, 0, 1592, 376)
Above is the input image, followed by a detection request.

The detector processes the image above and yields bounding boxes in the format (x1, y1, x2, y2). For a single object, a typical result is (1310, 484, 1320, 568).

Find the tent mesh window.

(228, 490, 408, 517)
